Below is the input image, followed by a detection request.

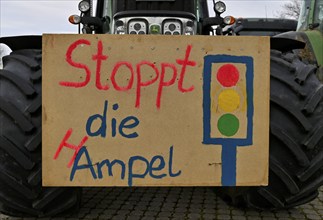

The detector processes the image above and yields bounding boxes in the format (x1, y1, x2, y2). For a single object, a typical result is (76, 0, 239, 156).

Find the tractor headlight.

(116, 26, 126, 34)
(78, 1, 90, 13)
(129, 20, 147, 34)
(69, 15, 81, 25)
(185, 20, 194, 35)
(223, 16, 236, 25)
(115, 20, 126, 34)
(163, 20, 182, 35)
(214, 1, 226, 14)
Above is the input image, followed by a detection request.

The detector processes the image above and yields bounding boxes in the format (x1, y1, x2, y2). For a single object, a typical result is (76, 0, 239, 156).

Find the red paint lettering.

(54, 128, 89, 168)
(157, 63, 177, 108)
(135, 61, 160, 108)
(92, 40, 109, 90)
(111, 62, 134, 91)
(176, 45, 196, 92)
(60, 39, 198, 109)
(60, 39, 91, 88)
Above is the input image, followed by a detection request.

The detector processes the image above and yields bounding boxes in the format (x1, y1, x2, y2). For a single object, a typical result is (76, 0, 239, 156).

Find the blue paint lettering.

(70, 147, 97, 181)
(86, 100, 139, 139)
(119, 116, 139, 139)
(70, 146, 181, 186)
(149, 156, 166, 179)
(169, 146, 182, 177)
(97, 159, 126, 180)
(128, 156, 150, 186)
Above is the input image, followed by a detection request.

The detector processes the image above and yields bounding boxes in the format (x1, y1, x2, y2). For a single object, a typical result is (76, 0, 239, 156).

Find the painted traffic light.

(216, 64, 241, 137)
(203, 55, 254, 186)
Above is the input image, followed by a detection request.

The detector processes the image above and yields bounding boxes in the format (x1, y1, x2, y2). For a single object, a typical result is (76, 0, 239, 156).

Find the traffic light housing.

(203, 55, 254, 146)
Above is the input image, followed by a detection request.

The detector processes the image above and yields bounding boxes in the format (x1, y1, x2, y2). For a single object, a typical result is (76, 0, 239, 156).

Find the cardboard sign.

(42, 34, 270, 187)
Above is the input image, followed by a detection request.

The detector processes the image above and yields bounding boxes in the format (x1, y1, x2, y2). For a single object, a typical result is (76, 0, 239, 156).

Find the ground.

(0, 186, 322, 220)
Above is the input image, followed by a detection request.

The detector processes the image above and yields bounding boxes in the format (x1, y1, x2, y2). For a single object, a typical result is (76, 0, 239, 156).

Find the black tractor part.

(0, 50, 82, 217)
(234, 18, 298, 36)
(113, 0, 196, 14)
(217, 49, 323, 210)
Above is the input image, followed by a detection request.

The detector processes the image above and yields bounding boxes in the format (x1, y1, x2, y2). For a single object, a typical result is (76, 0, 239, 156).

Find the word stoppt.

(61, 39, 197, 108)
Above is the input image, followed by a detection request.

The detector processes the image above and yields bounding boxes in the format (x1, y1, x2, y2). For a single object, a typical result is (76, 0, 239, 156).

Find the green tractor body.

(299, 0, 323, 80)
(276, 0, 322, 80)
(298, 0, 323, 65)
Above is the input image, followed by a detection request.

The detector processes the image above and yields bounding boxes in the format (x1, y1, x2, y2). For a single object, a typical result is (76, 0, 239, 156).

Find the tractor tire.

(0, 49, 82, 217)
(217, 50, 323, 210)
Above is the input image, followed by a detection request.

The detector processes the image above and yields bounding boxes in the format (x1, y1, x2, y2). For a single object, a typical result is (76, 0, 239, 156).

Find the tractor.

(0, 0, 322, 217)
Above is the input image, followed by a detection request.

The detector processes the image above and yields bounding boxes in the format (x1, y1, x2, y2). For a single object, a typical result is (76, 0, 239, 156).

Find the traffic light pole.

(221, 144, 237, 186)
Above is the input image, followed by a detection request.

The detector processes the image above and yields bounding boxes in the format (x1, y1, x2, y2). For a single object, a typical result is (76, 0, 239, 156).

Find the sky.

(0, 0, 294, 37)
